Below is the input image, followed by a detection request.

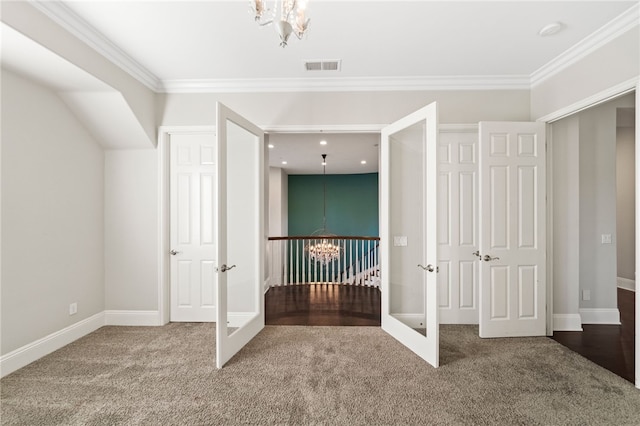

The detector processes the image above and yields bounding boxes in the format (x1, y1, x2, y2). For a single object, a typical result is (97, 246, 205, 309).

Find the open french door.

(215, 103, 265, 368)
(381, 102, 439, 368)
(478, 122, 546, 338)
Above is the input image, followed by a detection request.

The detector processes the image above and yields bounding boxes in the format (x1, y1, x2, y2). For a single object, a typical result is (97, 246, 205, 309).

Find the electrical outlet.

(582, 290, 591, 301)
(69, 302, 78, 315)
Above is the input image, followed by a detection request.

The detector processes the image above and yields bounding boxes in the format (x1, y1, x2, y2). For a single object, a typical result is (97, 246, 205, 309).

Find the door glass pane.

(389, 121, 427, 336)
(225, 119, 259, 336)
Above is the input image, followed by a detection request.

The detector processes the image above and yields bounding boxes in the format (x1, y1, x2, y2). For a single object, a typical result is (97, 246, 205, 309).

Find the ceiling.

(2, 1, 637, 173)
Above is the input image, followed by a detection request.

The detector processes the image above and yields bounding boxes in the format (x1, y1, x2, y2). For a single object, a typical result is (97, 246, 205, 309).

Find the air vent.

(303, 60, 341, 72)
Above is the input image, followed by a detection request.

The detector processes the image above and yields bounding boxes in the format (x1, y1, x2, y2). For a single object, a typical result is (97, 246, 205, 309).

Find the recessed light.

(538, 22, 564, 37)
(268, 144, 274, 149)
(281, 161, 287, 165)
(320, 140, 327, 145)
(361, 160, 367, 165)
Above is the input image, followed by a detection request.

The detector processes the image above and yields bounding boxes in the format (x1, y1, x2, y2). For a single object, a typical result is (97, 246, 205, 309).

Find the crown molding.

(27, 1, 638, 95)
(28, 0, 161, 92)
(530, 3, 639, 88)
(159, 75, 531, 93)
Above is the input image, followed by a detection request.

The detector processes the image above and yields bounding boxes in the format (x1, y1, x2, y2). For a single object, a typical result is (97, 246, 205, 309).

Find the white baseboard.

(579, 308, 621, 325)
(0, 312, 105, 378)
(553, 314, 583, 331)
(104, 310, 162, 326)
(227, 312, 255, 328)
(617, 277, 636, 292)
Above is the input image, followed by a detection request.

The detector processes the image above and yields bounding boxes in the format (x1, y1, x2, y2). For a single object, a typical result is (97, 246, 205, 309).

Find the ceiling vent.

(304, 60, 341, 72)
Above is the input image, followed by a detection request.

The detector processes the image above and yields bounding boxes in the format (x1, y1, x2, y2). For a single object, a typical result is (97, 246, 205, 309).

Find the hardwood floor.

(265, 284, 381, 326)
(266, 284, 636, 384)
(552, 288, 635, 383)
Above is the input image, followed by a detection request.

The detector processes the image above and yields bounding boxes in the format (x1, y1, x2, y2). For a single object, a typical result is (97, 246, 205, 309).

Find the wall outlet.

(582, 290, 591, 301)
(601, 234, 612, 244)
(69, 302, 78, 315)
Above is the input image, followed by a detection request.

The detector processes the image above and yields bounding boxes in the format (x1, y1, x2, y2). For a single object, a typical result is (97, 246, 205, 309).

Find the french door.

(215, 103, 265, 368)
(380, 102, 439, 367)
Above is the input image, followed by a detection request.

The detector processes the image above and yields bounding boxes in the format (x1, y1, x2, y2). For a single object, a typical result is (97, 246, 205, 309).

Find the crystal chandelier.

(251, 0, 310, 47)
(307, 154, 341, 265)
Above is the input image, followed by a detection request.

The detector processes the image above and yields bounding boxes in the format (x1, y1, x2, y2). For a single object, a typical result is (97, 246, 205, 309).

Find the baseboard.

(0, 312, 105, 378)
(617, 277, 636, 292)
(104, 310, 162, 326)
(579, 308, 621, 325)
(553, 314, 583, 331)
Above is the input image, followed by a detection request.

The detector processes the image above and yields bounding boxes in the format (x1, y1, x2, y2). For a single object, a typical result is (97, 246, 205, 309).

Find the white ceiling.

(3, 1, 637, 172)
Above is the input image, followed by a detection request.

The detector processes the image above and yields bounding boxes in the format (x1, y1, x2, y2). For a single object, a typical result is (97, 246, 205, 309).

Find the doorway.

(550, 92, 636, 383)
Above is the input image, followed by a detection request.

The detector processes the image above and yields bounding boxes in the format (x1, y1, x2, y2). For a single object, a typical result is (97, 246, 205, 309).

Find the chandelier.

(307, 154, 341, 265)
(251, 0, 310, 47)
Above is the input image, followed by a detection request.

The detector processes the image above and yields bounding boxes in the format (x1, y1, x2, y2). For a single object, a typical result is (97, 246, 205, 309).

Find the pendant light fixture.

(306, 154, 340, 265)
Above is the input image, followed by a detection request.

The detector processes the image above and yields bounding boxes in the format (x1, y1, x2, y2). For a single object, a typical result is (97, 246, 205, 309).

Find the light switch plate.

(393, 236, 407, 247)
(601, 234, 612, 244)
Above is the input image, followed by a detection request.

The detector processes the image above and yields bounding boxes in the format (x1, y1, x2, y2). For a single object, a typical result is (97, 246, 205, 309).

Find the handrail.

(268, 236, 380, 241)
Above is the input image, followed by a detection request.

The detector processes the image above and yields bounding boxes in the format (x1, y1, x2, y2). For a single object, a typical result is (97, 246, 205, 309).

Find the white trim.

(104, 310, 162, 326)
(535, 78, 638, 123)
(531, 4, 639, 88)
(264, 123, 478, 134)
(29, 1, 161, 91)
(579, 308, 621, 325)
(617, 277, 636, 292)
(553, 314, 583, 332)
(160, 75, 530, 94)
(0, 312, 105, 378)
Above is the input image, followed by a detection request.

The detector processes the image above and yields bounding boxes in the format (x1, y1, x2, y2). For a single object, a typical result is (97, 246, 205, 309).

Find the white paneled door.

(438, 131, 479, 324)
(215, 103, 265, 369)
(170, 133, 217, 322)
(478, 122, 546, 338)
(381, 102, 439, 368)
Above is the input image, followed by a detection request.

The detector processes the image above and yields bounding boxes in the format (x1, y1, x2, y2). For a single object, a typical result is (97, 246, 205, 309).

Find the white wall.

(579, 102, 619, 313)
(1, 69, 105, 355)
(161, 90, 531, 127)
(617, 120, 636, 282)
(104, 149, 159, 311)
(531, 26, 639, 120)
(552, 94, 635, 327)
(268, 167, 288, 237)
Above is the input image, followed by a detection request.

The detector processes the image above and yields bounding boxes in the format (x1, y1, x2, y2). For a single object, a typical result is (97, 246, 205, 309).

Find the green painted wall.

(288, 173, 378, 237)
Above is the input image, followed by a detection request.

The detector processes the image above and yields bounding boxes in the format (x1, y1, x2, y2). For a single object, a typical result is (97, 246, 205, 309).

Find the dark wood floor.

(265, 284, 381, 326)
(552, 288, 635, 383)
(266, 284, 635, 384)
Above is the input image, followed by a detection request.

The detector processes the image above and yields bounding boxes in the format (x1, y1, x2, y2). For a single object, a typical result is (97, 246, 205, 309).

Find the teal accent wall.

(288, 173, 378, 237)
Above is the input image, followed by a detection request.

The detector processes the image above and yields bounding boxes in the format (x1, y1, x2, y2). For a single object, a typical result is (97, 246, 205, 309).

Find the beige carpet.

(1, 324, 640, 425)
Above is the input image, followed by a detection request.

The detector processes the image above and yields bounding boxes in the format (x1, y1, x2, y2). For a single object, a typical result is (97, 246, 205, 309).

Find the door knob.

(418, 264, 437, 273)
(219, 264, 236, 273)
(483, 255, 499, 262)
(472, 250, 481, 259)
(170, 249, 181, 256)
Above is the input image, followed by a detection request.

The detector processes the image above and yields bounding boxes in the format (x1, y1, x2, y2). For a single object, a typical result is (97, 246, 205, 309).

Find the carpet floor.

(1, 324, 640, 425)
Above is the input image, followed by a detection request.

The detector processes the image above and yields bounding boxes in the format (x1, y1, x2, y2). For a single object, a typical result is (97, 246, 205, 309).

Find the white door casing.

(438, 130, 479, 324)
(215, 102, 265, 369)
(478, 122, 546, 338)
(381, 102, 439, 368)
(170, 133, 217, 322)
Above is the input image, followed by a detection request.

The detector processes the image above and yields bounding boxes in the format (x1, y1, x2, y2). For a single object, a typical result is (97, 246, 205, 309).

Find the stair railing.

(267, 236, 380, 288)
